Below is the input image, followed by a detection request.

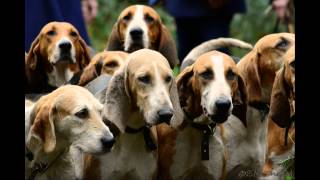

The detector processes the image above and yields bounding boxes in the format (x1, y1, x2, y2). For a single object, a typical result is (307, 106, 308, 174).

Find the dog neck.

(47, 64, 74, 87)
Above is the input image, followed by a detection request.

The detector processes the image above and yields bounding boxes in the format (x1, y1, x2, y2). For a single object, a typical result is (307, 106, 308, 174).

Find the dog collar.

(249, 101, 270, 122)
(182, 107, 217, 160)
(125, 126, 157, 151)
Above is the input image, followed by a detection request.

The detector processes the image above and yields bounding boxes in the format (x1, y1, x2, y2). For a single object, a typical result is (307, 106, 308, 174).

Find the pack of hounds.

(25, 4, 295, 180)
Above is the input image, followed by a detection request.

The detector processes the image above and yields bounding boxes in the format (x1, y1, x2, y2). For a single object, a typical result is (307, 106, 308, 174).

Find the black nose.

(130, 28, 143, 40)
(215, 98, 231, 112)
(59, 42, 72, 52)
(100, 137, 115, 150)
(158, 107, 174, 124)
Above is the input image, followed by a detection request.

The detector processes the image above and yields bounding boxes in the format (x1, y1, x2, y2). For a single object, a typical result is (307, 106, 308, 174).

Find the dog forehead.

(127, 49, 170, 70)
(119, 5, 137, 19)
(194, 51, 236, 72)
(50, 85, 102, 110)
(255, 33, 295, 50)
(41, 22, 78, 36)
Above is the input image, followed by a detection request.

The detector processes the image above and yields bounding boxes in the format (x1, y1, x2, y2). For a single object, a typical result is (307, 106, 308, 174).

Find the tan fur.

(78, 51, 129, 86)
(25, 22, 91, 93)
(106, 5, 179, 68)
(263, 46, 295, 178)
(158, 51, 247, 180)
(25, 85, 114, 180)
(93, 49, 184, 180)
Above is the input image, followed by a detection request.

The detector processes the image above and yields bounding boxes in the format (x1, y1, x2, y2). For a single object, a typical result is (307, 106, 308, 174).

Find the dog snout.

(157, 107, 174, 124)
(59, 41, 72, 52)
(215, 98, 231, 112)
(100, 137, 115, 151)
(130, 28, 143, 40)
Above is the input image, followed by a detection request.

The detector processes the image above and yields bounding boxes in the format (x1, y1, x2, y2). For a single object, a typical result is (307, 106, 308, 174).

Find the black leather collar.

(182, 108, 217, 160)
(249, 101, 270, 122)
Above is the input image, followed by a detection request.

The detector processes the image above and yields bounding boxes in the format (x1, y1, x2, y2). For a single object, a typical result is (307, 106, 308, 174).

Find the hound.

(106, 5, 179, 68)
(78, 51, 129, 86)
(25, 85, 114, 180)
(224, 33, 295, 179)
(25, 22, 91, 93)
(157, 50, 248, 180)
(84, 49, 184, 180)
(263, 46, 295, 180)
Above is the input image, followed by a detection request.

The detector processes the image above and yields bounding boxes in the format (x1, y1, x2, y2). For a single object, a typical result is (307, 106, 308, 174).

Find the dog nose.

(100, 137, 115, 150)
(158, 107, 174, 124)
(215, 98, 231, 112)
(130, 28, 143, 39)
(59, 42, 72, 52)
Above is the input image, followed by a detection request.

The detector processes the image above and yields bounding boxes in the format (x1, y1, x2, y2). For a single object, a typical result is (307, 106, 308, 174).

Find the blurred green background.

(87, 0, 290, 58)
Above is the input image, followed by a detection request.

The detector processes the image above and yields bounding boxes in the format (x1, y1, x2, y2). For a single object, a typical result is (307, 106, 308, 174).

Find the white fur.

(202, 55, 233, 115)
(124, 5, 149, 51)
(47, 67, 74, 87)
(49, 37, 76, 64)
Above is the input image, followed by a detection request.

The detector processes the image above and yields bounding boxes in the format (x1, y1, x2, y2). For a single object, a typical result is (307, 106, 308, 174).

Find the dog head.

(26, 22, 91, 88)
(106, 5, 179, 68)
(237, 33, 295, 105)
(177, 51, 247, 126)
(78, 51, 129, 86)
(269, 46, 295, 128)
(26, 85, 114, 156)
(103, 49, 183, 132)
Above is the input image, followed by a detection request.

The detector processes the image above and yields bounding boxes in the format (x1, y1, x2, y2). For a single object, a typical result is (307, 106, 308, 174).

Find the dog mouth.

(127, 43, 145, 53)
(52, 53, 75, 65)
(203, 107, 230, 124)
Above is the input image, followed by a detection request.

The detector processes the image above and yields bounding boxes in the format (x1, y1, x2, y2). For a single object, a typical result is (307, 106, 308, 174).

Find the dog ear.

(78, 58, 103, 86)
(106, 23, 123, 51)
(158, 25, 179, 68)
(232, 74, 248, 127)
(26, 101, 56, 154)
(176, 65, 195, 108)
(26, 34, 40, 70)
(78, 37, 91, 69)
(168, 77, 185, 129)
(102, 64, 131, 133)
(269, 68, 291, 128)
(245, 51, 262, 104)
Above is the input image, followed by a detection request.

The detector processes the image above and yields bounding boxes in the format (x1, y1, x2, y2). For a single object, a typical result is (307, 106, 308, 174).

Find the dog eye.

(138, 75, 150, 84)
(75, 108, 88, 119)
(145, 14, 154, 23)
(165, 75, 172, 83)
(275, 39, 289, 49)
(123, 14, 131, 22)
(46, 30, 56, 36)
(226, 69, 235, 80)
(105, 61, 118, 68)
(200, 70, 213, 80)
(70, 31, 78, 37)
(290, 60, 295, 69)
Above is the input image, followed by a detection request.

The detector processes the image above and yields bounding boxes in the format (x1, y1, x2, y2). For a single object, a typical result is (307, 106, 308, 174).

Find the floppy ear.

(26, 102, 56, 154)
(269, 68, 291, 128)
(158, 25, 179, 68)
(102, 65, 131, 133)
(176, 65, 194, 108)
(232, 74, 248, 127)
(78, 37, 91, 69)
(169, 77, 185, 129)
(26, 34, 40, 70)
(78, 59, 103, 86)
(106, 23, 124, 51)
(246, 52, 262, 104)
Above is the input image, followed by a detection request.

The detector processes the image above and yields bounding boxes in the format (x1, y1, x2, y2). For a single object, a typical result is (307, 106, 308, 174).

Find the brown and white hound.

(222, 33, 295, 179)
(25, 22, 91, 93)
(84, 49, 184, 180)
(25, 85, 114, 180)
(157, 50, 248, 180)
(263, 46, 295, 179)
(78, 51, 129, 86)
(105, 5, 179, 68)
